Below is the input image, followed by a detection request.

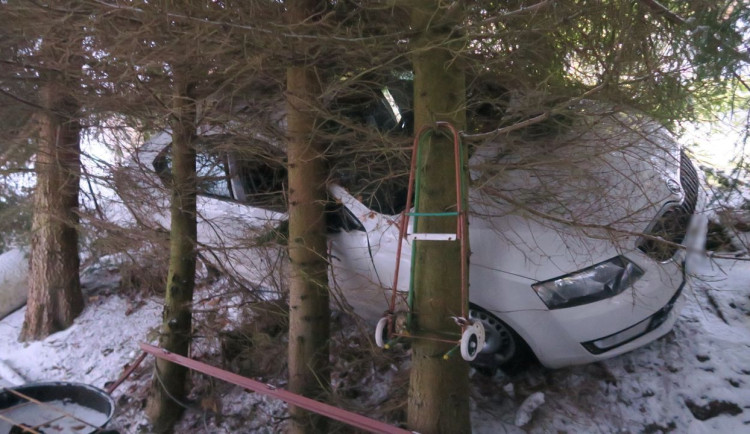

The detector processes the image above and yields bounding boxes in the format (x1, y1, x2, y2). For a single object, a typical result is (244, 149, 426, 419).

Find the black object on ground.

(0, 382, 115, 434)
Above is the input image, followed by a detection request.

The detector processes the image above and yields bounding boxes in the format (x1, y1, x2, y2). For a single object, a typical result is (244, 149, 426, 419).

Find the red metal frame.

(139, 343, 413, 434)
(386, 121, 469, 342)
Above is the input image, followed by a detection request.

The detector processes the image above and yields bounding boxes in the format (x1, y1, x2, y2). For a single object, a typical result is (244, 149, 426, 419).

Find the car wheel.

(468, 305, 532, 375)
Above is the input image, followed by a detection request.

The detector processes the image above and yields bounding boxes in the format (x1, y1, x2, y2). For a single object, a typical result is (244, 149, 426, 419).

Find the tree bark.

(285, 1, 330, 432)
(20, 66, 84, 342)
(407, 2, 471, 433)
(145, 74, 198, 433)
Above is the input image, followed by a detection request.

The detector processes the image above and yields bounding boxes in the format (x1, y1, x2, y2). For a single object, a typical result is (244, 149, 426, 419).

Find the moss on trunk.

(145, 75, 198, 433)
(407, 2, 471, 433)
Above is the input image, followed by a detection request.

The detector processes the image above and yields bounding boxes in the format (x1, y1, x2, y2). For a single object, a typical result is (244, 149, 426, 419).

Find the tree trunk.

(20, 73, 83, 341)
(145, 75, 198, 433)
(407, 2, 471, 433)
(285, 1, 330, 432)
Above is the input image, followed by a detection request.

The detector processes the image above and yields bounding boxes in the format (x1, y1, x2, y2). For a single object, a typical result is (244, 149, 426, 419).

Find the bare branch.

(462, 112, 549, 142)
(638, 0, 750, 90)
(463, 84, 605, 142)
(0, 87, 45, 112)
(90, 0, 410, 44)
(637, 0, 686, 26)
(479, 0, 555, 26)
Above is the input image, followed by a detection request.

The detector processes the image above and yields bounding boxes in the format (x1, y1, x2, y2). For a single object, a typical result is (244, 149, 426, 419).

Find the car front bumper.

(494, 210, 707, 369)
(497, 251, 687, 368)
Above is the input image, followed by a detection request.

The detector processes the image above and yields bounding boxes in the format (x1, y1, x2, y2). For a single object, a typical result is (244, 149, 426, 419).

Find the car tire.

(469, 305, 534, 375)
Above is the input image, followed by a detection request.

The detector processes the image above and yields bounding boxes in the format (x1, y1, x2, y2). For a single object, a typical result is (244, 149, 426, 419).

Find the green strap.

(406, 126, 469, 331)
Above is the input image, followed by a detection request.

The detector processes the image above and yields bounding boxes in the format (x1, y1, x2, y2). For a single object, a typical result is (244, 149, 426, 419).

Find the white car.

(120, 100, 706, 372)
(0, 248, 28, 320)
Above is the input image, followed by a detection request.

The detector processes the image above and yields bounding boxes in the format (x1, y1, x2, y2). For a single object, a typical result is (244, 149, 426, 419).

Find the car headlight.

(532, 256, 644, 310)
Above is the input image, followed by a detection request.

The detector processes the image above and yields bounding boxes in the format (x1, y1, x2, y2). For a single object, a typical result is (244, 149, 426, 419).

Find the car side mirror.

(326, 202, 365, 233)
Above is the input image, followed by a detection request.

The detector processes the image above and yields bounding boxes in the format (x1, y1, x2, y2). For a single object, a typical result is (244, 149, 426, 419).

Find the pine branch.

(638, 0, 750, 91)
(0, 87, 45, 112)
(479, 0, 555, 26)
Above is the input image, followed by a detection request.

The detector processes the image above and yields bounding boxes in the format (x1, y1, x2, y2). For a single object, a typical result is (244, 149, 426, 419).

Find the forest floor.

(1, 250, 750, 433)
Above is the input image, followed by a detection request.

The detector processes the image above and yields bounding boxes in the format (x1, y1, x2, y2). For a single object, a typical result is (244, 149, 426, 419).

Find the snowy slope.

(472, 255, 750, 433)
(1, 254, 749, 432)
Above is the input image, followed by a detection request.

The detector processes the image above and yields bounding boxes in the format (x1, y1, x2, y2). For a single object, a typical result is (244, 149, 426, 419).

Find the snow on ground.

(0, 262, 161, 392)
(1, 254, 750, 433)
(471, 255, 750, 433)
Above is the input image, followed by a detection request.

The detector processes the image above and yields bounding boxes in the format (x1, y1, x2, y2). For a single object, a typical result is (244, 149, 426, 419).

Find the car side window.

(196, 152, 233, 199)
(236, 157, 287, 212)
(325, 201, 365, 233)
(153, 145, 234, 201)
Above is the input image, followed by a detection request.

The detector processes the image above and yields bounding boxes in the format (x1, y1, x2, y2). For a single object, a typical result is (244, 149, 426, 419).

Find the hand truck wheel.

(460, 321, 486, 361)
(375, 317, 389, 348)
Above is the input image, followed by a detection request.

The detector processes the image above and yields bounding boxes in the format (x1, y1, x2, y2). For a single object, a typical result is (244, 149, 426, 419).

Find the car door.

(327, 184, 411, 320)
(219, 147, 288, 291)
(153, 142, 286, 291)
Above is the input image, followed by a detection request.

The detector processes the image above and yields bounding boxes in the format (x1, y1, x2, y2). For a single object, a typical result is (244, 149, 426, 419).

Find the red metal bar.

(388, 122, 471, 339)
(139, 343, 414, 434)
(436, 121, 469, 321)
(391, 332, 459, 345)
(389, 124, 431, 315)
(106, 351, 148, 394)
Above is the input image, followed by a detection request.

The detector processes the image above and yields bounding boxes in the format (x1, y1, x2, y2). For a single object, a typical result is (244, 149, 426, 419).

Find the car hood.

(468, 104, 683, 280)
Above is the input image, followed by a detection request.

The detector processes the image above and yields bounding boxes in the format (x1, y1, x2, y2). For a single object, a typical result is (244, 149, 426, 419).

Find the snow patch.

(514, 392, 545, 427)
(0, 359, 25, 386)
(2, 247, 750, 433)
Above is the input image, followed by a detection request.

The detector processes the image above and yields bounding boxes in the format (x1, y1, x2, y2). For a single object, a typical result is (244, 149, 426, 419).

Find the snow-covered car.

(0, 248, 28, 320)
(119, 99, 706, 372)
